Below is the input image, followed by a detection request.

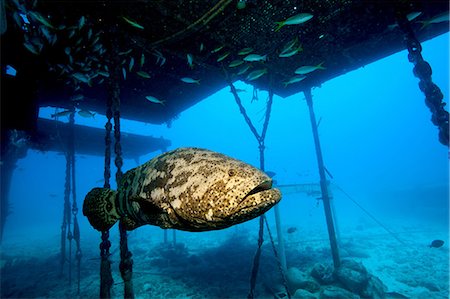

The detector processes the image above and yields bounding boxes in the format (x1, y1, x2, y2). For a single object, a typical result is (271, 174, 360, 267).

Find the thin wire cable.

(333, 184, 406, 245)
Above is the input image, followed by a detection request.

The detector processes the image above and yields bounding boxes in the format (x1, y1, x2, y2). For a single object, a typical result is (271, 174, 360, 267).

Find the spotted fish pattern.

(83, 147, 281, 232)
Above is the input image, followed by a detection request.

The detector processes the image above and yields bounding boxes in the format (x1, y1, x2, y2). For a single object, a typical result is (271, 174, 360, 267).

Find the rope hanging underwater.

(247, 216, 264, 299)
(108, 49, 135, 298)
(225, 70, 274, 150)
(57, 108, 81, 294)
(99, 82, 114, 299)
(67, 113, 74, 286)
(263, 216, 291, 299)
(68, 109, 82, 294)
(70, 114, 82, 294)
(60, 130, 70, 276)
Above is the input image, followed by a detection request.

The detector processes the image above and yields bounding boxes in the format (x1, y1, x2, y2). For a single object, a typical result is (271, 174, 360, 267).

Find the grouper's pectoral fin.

(128, 196, 174, 229)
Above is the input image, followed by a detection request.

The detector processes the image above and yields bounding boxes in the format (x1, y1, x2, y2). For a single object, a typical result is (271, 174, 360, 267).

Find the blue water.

(1, 33, 449, 298)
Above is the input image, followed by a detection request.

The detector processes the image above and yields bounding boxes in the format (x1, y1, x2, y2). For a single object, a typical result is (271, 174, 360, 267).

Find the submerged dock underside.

(1, 0, 448, 130)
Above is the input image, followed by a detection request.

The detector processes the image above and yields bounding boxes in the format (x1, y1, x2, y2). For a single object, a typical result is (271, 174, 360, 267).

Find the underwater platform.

(1, 0, 448, 130)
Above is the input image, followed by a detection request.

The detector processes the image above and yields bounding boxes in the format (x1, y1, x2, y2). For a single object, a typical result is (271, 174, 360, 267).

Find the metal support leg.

(304, 88, 340, 268)
(274, 205, 287, 272)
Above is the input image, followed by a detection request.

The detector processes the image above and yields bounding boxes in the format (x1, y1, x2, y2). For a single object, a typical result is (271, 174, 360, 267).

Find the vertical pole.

(68, 109, 75, 286)
(273, 206, 287, 272)
(304, 88, 340, 268)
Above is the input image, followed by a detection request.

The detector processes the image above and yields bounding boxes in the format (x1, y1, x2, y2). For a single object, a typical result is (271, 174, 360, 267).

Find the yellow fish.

(275, 13, 313, 32)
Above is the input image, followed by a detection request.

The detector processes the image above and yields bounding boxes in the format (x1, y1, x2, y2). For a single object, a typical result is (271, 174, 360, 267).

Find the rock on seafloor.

(286, 267, 321, 294)
(335, 259, 369, 293)
(311, 263, 335, 285)
(319, 286, 360, 299)
(361, 275, 387, 299)
(293, 288, 317, 299)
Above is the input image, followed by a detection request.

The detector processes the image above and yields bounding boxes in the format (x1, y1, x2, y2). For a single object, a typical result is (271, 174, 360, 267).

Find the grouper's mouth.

(234, 179, 281, 213)
(246, 179, 273, 197)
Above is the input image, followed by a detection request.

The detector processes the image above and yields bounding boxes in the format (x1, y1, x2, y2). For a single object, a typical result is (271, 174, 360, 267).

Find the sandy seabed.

(1, 219, 448, 299)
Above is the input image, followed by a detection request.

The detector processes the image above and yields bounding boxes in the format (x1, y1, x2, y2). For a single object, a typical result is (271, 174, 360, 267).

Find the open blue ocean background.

(2, 33, 448, 298)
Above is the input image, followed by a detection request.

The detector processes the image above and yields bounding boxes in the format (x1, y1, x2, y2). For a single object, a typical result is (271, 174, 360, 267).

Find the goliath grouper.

(83, 147, 281, 232)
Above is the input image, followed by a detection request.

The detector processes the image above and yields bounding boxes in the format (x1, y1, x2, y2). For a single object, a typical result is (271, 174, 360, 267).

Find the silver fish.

(72, 72, 90, 83)
(145, 95, 165, 105)
(280, 37, 299, 53)
(140, 53, 145, 67)
(275, 13, 313, 32)
(283, 75, 306, 87)
(118, 49, 133, 55)
(229, 60, 244, 67)
(136, 71, 151, 78)
(294, 63, 325, 75)
(279, 46, 302, 58)
(246, 68, 267, 81)
(187, 53, 194, 68)
(51, 110, 73, 118)
(217, 52, 230, 62)
(243, 54, 267, 62)
(83, 147, 281, 231)
(238, 47, 253, 55)
(28, 11, 54, 29)
(420, 12, 449, 28)
(78, 16, 85, 29)
(78, 109, 95, 118)
(23, 41, 41, 55)
(211, 45, 224, 53)
(68, 29, 76, 39)
(406, 11, 422, 21)
(389, 11, 424, 30)
(180, 77, 200, 84)
(153, 50, 166, 66)
(98, 71, 110, 77)
(93, 43, 102, 52)
(237, 64, 251, 75)
(122, 16, 144, 29)
(129, 57, 134, 72)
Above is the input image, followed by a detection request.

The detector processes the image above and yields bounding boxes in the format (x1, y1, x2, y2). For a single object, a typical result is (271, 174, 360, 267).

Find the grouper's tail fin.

(83, 188, 119, 231)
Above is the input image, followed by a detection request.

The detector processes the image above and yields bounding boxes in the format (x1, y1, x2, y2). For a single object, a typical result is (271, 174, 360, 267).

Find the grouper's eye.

(228, 169, 236, 177)
(105, 202, 113, 212)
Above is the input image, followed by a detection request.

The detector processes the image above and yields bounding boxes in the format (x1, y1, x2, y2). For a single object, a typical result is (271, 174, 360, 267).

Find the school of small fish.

(7, 1, 447, 112)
